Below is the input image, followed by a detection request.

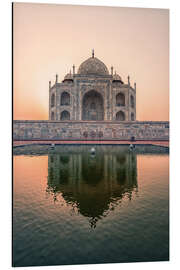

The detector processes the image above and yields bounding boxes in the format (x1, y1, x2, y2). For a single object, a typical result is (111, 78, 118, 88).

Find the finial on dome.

(92, 49, 94, 58)
(73, 64, 75, 75)
(128, 75, 130, 85)
(55, 74, 58, 83)
(111, 66, 113, 75)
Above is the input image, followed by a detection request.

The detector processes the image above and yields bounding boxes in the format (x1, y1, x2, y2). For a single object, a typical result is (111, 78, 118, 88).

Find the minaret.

(73, 64, 75, 75)
(92, 49, 94, 58)
(55, 74, 58, 84)
(128, 75, 130, 86)
(111, 66, 113, 76)
(49, 80, 51, 89)
(134, 82, 136, 90)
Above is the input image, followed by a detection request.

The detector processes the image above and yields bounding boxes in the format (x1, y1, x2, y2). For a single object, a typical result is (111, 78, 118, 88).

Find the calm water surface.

(13, 145, 169, 266)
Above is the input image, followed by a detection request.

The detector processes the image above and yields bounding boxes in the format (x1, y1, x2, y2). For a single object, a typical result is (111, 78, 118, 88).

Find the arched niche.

(82, 90, 104, 120)
(131, 112, 135, 121)
(60, 110, 70, 120)
(61, 92, 70, 106)
(51, 111, 55, 120)
(130, 95, 135, 108)
(51, 93, 55, 107)
(116, 92, 125, 106)
(116, 111, 125, 121)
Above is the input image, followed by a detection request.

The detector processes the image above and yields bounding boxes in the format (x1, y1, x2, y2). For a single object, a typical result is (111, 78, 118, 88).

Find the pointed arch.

(51, 93, 55, 107)
(116, 92, 125, 106)
(60, 110, 70, 120)
(116, 111, 125, 121)
(131, 112, 135, 121)
(82, 90, 104, 120)
(130, 95, 135, 108)
(61, 92, 70, 106)
(51, 111, 55, 120)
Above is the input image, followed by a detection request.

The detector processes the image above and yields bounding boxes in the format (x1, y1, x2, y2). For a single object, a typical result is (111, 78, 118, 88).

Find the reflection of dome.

(78, 57, 109, 76)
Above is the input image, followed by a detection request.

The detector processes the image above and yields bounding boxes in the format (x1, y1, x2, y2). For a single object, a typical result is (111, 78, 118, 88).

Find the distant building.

(49, 50, 136, 121)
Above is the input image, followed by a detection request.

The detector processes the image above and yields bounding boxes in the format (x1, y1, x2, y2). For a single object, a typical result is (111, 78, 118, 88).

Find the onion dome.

(63, 71, 73, 82)
(77, 50, 109, 76)
(113, 72, 124, 84)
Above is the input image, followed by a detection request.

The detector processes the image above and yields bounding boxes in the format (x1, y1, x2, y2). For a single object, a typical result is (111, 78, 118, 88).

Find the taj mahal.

(13, 50, 169, 141)
(49, 50, 136, 122)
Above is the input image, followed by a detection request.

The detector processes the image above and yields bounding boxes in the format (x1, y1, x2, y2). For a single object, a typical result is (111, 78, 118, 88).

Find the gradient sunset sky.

(13, 3, 169, 121)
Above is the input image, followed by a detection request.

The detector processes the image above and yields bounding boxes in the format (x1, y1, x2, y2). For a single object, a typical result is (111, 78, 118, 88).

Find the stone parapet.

(13, 120, 169, 141)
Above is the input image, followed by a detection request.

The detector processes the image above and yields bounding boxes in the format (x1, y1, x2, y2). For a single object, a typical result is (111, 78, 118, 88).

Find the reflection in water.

(13, 146, 169, 266)
(47, 150, 137, 228)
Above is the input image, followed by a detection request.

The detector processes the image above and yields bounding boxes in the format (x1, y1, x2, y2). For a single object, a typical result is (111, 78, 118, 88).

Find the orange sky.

(13, 3, 169, 121)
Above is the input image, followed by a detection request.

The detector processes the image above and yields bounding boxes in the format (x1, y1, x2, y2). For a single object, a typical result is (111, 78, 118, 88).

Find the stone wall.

(13, 120, 169, 141)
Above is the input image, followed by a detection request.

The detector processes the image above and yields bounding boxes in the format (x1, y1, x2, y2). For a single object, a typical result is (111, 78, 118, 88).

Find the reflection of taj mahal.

(47, 147, 137, 227)
(49, 50, 136, 121)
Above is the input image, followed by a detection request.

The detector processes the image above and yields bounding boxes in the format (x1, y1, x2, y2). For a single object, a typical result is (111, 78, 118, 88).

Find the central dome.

(78, 56, 109, 76)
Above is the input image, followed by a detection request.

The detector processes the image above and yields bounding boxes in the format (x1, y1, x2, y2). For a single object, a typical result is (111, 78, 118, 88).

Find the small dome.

(113, 72, 124, 83)
(64, 72, 73, 81)
(113, 73, 122, 81)
(78, 56, 109, 76)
